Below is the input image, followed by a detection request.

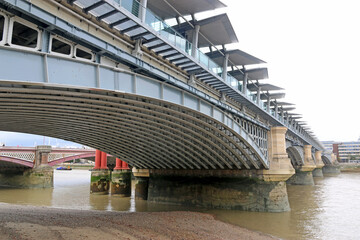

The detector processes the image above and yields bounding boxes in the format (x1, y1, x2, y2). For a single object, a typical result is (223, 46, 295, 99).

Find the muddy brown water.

(0, 169, 359, 239)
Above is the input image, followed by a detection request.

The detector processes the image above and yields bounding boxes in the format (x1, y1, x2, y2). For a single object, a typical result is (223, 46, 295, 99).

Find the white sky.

(1, 0, 359, 146)
(215, 0, 360, 141)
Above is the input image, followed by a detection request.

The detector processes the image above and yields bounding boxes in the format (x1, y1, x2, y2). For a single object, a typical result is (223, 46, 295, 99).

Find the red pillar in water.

(94, 150, 101, 169)
(100, 151, 108, 169)
(122, 160, 130, 170)
(114, 158, 123, 170)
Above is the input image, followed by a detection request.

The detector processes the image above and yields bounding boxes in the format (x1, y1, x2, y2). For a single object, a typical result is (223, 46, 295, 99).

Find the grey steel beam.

(121, 25, 142, 34)
(131, 31, 151, 40)
(97, 9, 118, 21)
(83, 1, 106, 14)
(155, 48, 174, 55)
(162, 52, 181, 58)
(109, 18, 130, 28)
(148, 42, 168, 50)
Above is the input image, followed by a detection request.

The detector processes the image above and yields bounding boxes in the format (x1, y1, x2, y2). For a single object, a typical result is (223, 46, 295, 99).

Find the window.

(11, 21, 38, 48)
(75, 47, 93, 60)
(51, 37, 71, 55)
(0, 15, 4, 42)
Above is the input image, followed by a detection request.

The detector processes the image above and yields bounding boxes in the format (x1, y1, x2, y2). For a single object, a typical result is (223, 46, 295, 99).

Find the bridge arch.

(0, 82, 268, 170)
(48, 153, 96, 167)
(0, 155, 34, 168)
(321, 155, 332, 165)
(286, 146, 304, 168)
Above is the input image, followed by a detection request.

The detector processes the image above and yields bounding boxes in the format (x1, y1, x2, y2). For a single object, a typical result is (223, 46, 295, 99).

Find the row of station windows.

(0, 12, 94, 61)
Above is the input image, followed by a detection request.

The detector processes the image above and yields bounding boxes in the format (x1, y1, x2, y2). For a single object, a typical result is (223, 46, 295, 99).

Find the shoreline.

(0, 203, 279, 240)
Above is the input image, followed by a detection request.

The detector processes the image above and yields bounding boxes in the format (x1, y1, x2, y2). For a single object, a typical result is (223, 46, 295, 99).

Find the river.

(0, 169, 359, 239)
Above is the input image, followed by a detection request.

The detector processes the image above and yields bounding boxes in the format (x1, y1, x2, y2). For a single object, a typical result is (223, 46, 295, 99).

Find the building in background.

(321, 140, 360, 162)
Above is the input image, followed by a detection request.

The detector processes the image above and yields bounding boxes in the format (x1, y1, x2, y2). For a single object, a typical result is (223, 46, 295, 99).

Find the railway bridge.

(0, 0, 338, 211)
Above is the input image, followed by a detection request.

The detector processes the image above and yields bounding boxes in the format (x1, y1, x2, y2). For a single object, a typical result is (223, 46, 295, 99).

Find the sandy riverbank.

(0, 203, 278, 240)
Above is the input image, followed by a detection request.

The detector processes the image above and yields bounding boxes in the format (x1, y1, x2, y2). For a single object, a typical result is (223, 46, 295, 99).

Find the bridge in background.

(0, 0, 339, 212)
(0, 146, 96, 171)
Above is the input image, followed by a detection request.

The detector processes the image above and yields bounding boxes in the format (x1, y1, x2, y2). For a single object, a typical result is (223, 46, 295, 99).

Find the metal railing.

(111, 0, 321, 149)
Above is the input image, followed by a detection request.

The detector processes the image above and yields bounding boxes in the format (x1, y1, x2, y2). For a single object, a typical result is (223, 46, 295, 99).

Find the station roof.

(287, 113, 302, 116)
(273, 101, 294, 106)
(247, 83, 284, 92)
(260, 92, 285, 100)
(147, 0, 226, 20)
(281, 107, 296, 111)
(228, 68, 269, 82)
(206, 49, 266, 67)
(172, 14, 238, 47)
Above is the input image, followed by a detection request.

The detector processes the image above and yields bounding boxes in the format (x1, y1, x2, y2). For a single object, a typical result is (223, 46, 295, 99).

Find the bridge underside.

(0, 159, 31, 172)
(0, 82, 266, 170)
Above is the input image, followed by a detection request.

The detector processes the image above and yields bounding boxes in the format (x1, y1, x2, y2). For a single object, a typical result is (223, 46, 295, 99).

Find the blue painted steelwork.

(0, 0, 323, 153)
(0, 46, 269, 167)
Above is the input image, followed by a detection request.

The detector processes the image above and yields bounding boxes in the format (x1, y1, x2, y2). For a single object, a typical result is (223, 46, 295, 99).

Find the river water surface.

(0, 169, 359, 239)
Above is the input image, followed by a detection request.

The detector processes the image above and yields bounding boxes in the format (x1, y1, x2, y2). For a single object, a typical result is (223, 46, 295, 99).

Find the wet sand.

(0, 203, 278, 240)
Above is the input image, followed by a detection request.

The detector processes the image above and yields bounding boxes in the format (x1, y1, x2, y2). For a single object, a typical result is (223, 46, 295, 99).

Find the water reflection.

(1, 170, 360, 239)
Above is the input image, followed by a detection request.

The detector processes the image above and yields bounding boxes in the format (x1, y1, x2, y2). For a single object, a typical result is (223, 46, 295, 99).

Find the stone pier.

(133, 127, 295, 212)
(287, 145, 316, 185)
(110, 158, 131, 196)
(313, 151, 324, 177)
(322, 153, 340, 175)
(90, 150, 110, 194)
(0, 145, 53, 188)
(90, 169, 110, 194)
(133, 169, 150, 200)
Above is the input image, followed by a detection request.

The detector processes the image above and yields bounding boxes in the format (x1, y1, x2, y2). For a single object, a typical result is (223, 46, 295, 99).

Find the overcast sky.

(0, 0, 359, 146)
(217, 0, 360, 141)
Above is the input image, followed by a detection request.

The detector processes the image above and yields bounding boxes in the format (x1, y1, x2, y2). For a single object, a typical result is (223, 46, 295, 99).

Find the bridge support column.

(145, 127, 295, 212)
(0, 145, 53, 188)
(110, 159, 131, 196)
(287, 145, 316, 185)
(133, 168, 149, 200)
(313, 151, 324, 177)
(322, 153, 341, 175)
(90, 151, 110, 194)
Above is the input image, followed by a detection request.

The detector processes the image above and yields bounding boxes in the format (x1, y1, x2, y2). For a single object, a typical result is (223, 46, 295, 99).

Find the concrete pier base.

(0, 167, 53, 188)
(90, 170, 110, 194)
(110, 170, 131, 196)
(147, 172, 290, 212)
(135, 177, 149, 200)
(312, 168, 324, 177)
(322, 165, 341, 175)
(286, 171, 314, 185)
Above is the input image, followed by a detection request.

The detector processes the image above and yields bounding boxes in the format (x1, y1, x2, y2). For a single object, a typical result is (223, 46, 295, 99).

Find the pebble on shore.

(0, 203, 279, 240)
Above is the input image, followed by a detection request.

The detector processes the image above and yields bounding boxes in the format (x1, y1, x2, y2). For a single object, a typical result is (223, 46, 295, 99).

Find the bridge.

(0, 0, 339, 212)
(0, 146, 96, 171)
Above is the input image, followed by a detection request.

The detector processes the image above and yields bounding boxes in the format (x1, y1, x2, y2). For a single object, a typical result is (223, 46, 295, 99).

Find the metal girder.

(109, 18, 130, 28)
(162, 52, 181, 58)
(131, 31, 151, 40)
(97, 9, 118, 21)
(83, 1, 106, 14)
(121, 25, 142, 34)
(200, 76, 215, 81)
(177, 60, 193, 67)
(155, 48, 174, 55)
(143, 37, 159, 44)
(182, 65, 199, 70)
(185, 67, 202, 73)
(148, 42, 168, 50)
(170, 56, 187, 62)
